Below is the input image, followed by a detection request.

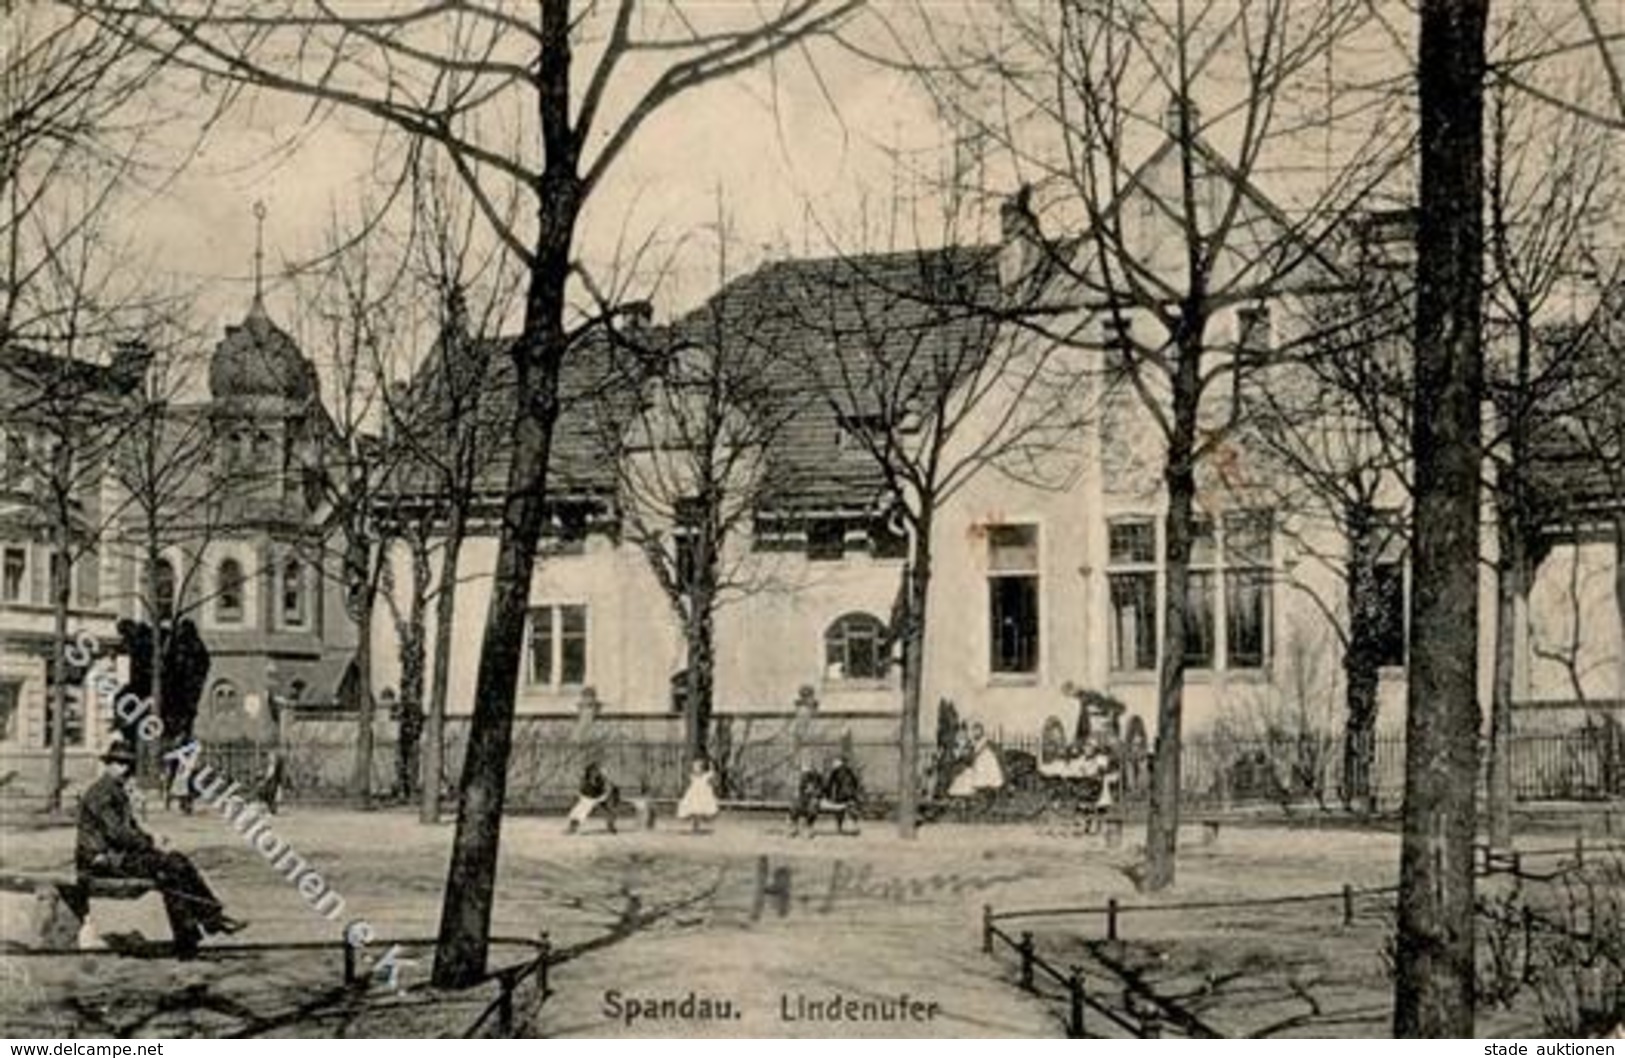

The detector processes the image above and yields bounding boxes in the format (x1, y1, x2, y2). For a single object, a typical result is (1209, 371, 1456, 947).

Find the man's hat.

(100, 742, 138, 766)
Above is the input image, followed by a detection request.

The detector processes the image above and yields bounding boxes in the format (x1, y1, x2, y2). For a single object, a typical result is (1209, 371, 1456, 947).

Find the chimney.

(617, 300, 654, 352)
(623, 300, 653, 332)
(108, 339, 153, 393)
(999, 184, 1043, 292)
(1164, 96, 1200, 138)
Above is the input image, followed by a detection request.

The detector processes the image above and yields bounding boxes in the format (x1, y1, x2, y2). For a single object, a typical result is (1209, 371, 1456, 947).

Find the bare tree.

(69, 0, 864, 982)
(1245, 242, 1413, 812)
(0, 261, 154, 811)
(778, 187, 1086, 835)
(1392, 0, 1488, 1037)
(1481, 50, 1619, 850)
(1, 3, 155, 346)
(589, 210, 802, 766)
(916, 0, 1404, 885)
(291, 216, 422, 808)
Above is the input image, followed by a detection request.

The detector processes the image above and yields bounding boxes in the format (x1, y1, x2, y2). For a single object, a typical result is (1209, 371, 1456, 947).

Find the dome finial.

(251, 200, 268, 314)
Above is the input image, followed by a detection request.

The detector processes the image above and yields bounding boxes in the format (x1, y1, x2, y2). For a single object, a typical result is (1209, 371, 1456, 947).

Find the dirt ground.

(0, 805, 1615, 1038)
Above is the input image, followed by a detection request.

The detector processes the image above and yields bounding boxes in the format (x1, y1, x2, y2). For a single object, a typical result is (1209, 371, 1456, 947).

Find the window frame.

(987, 523, 1041, 677)
(0, 679, 20, 743)
(217, 558, 246, 625)
(1, 545, 26, 603)
(42, 663, 86, 748)
(1221, 509, 1273, 670)
(525, 603, 590, 691)
(824, 612, 890, 683)
(1107, 517, 1159, 672)
(280, 556, 308, 629)
(1374, 560, 1407, 668)
(1183, 516, 1218, 670)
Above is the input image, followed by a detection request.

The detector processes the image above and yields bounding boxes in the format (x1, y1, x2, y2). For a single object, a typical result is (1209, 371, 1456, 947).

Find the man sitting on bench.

(77, 742, 245, 958)
(820, 757, 863, 835)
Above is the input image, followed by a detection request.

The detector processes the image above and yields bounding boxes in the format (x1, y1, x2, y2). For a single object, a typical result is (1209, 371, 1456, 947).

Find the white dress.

(677, 769, 719, 820)
(948, 741, 1005, 796)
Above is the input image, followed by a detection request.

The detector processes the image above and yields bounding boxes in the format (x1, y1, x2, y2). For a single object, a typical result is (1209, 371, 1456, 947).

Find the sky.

(99, 5, 971, 359)
(32, 0, 1625, 391)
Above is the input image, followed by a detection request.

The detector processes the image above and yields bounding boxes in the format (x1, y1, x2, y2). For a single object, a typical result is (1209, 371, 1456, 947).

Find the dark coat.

(823, 763, 862, 805)
(160, 620, 210, 741)
(76, 773, 155, 872)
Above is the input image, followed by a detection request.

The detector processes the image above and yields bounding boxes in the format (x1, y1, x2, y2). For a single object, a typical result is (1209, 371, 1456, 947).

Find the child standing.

(675, 756, 720, 833)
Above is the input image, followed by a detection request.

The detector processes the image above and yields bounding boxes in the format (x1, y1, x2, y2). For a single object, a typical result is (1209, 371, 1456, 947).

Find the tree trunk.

(1487, 517, 1520, 849)
(433, 0, 580, 981)
(146, 540, 165, 783)
(897, 516, 932, 838)
(421, 515, 465, 824)
(683, 590, 715, 764)
(351, 588, 375, 807)
(1343, 499, 1382, 812)
(1144, 324, 1202, 892)
(395, 567, 427, 800)
(1393, 0, 1487, 1037)
(45, 529, 72, 815)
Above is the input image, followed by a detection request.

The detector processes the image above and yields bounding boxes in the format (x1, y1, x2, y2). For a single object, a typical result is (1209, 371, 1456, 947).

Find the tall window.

(217, 558, 245, 624)
(527, 604, 587, 689)
(1184, 517, 1217, 669)
(0, 680, 19, 741)
(3, 432, 26, 487)
(211, 680, 241, 715)
(807, 519, 845, 561)
(988, 524, 1040, 675)
(43, 660, 85, 747)
(47, 550, 69, 605)
(1374, 563, 1406, 666)
(2, 546, 25, 602)
(152, 557, 177, 619)
(281, 557, 307, 627)
(1223, 510, 1273, 669)
(825, 612, 889, 681)
(1108, 519, 1158, 671)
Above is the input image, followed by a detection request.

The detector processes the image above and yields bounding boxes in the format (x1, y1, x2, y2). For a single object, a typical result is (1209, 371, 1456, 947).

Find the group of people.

(789, 757, 863, 837)
(565, 756, 725, 835)
(563, 754, 865, 837)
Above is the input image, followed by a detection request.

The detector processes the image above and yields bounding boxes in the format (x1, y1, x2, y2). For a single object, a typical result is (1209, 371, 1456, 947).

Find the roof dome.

(209, 297, 316, 402)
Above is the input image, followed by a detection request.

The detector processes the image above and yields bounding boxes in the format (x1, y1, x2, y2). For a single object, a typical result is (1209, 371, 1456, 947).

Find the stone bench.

(0, 870, 163, 950)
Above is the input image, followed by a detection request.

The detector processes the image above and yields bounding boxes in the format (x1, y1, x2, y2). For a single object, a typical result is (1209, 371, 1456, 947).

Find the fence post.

(342, 923, 359, 987)
(1140, 1011, 1162, 1038)
(496, 969, 515, 1036)
(1511, 850, 1522, 878)
(1068, 966, 1086, 1038)
(1342, 884, 1355, 927)
(1018, 931, 1035, 991)
(982, 905, 994, 955)
(1106, 897, 1119, 942)
(537, 931, 551, 996)
(1521, 905, 1535, 984)
(1575, 835, 1585, 869)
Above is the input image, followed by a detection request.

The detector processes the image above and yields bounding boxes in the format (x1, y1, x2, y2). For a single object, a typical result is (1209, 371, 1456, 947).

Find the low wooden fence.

(978, 838, 1625, 1037)
(5, 928, 556, 1038)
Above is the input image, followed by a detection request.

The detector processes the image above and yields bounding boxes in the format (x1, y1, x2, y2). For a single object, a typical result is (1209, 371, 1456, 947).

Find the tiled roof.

(392, 245, 1002, 516)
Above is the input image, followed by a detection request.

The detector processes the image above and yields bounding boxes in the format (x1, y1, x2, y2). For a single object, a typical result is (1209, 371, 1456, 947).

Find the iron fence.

(183, 714, 1624, 809)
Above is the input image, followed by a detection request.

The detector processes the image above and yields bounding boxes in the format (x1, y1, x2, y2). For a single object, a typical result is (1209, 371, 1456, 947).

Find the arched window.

(210, 680, 241, 716)
(281, 556, 307, 628)
(216, 558, 245, 624)
(823, 613, 889, 681)
(152, 557, 177, 619)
